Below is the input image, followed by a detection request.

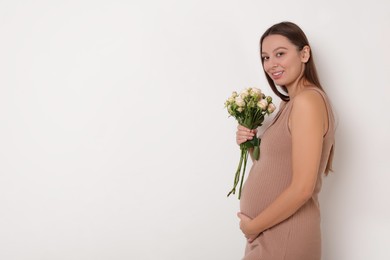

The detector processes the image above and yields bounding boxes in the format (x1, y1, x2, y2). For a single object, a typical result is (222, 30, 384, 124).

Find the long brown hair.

(260, 21, 334, 174)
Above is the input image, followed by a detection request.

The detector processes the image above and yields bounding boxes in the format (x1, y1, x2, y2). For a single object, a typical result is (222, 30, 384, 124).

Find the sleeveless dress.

(239, 87, 335, 260)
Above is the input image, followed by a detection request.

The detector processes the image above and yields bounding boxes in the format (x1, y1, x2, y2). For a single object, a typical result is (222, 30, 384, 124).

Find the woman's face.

(261, 34, 308, 88)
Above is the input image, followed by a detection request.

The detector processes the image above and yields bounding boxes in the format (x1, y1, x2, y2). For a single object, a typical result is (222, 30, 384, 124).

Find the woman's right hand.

(236, 125, 257, 145)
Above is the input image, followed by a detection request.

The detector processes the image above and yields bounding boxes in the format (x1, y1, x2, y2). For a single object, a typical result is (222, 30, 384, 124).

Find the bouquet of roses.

(225, 87, 276, 199)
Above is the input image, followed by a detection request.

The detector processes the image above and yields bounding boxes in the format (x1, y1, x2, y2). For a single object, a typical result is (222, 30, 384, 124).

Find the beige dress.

(240, 87, 335, 260)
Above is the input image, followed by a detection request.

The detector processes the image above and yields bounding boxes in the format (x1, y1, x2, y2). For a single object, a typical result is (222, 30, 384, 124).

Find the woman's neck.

(286, 77, 308, 99)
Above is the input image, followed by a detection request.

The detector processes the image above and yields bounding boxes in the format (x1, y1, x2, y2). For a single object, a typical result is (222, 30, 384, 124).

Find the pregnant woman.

(236, 21, 335, 260)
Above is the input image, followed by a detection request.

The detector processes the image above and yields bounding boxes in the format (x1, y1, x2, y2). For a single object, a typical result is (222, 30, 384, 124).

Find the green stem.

(234, 149, 245, 185)
(227, 148, 246, 197)
(238, 149, 248, 199)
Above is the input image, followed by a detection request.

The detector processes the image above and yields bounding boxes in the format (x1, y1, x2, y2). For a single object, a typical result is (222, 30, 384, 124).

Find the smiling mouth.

(271, 71, 283, 79)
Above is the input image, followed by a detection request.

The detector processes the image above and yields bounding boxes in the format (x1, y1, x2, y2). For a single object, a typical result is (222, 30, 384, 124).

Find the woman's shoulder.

(292, 87, 327, 110)
(289, 87, 331, 128)
(290, 87, 335, 138)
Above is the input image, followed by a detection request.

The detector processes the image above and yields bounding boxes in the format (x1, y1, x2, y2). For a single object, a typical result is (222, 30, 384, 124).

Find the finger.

(236, 137, 247, 145)
(236, 130, 254, 139)
(236, 136, 252, 143)
(239, 212, 251, 218)
(240, 214, 252, 221)
(236, 135, 253, 145)
(237, 125, 251, 132)
(237, 125, 257, 135)
(238, 130, 255, 136)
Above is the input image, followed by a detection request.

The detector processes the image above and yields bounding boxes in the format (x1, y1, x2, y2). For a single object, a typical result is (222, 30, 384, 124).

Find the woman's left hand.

(237, 212, 259, 243)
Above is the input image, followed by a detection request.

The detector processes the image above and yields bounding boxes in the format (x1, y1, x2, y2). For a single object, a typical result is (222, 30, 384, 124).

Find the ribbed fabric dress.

(239, 87, 335, 260)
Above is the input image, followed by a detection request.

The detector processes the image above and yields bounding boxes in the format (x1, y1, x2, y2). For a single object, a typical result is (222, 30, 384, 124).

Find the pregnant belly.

(239, 163, 291, 219)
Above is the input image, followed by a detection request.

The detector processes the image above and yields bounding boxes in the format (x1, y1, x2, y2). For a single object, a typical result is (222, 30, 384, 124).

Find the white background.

(0, 0, 389, 259)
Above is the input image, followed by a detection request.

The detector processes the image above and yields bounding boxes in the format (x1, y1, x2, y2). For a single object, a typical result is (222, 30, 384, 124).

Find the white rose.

(235, 97, 245, 107)
(250, 88, 262, 97)
(237, 107, 244, 112)
(227, 105, 234, 114)
(267, 103, 276, 113)
(231, 91, 238, 98)
(228, 97, 235, 103)
(240, 90, 249, 99)
(257, 99, 268, 110)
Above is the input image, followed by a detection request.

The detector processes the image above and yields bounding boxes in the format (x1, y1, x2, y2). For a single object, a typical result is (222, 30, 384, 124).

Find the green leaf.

(253, 146, 259, 160)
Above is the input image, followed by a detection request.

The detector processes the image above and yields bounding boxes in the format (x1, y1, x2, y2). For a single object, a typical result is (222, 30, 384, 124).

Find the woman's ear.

(301, 45, 311, 63)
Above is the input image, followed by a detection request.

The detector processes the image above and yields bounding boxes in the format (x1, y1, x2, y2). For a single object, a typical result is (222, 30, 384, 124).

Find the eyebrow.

(261, 47, 288, 55)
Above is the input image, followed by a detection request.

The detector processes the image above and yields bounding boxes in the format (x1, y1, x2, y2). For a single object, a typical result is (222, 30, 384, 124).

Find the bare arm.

(238, 90, 328, 241)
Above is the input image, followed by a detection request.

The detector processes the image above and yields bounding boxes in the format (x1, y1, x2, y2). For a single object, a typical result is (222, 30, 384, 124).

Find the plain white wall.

(0, 0, 389, 259)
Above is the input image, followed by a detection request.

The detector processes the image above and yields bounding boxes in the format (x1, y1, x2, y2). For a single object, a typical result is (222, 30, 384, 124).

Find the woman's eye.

(276, 52, 284, 57)
(262, 56, 269, 61)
